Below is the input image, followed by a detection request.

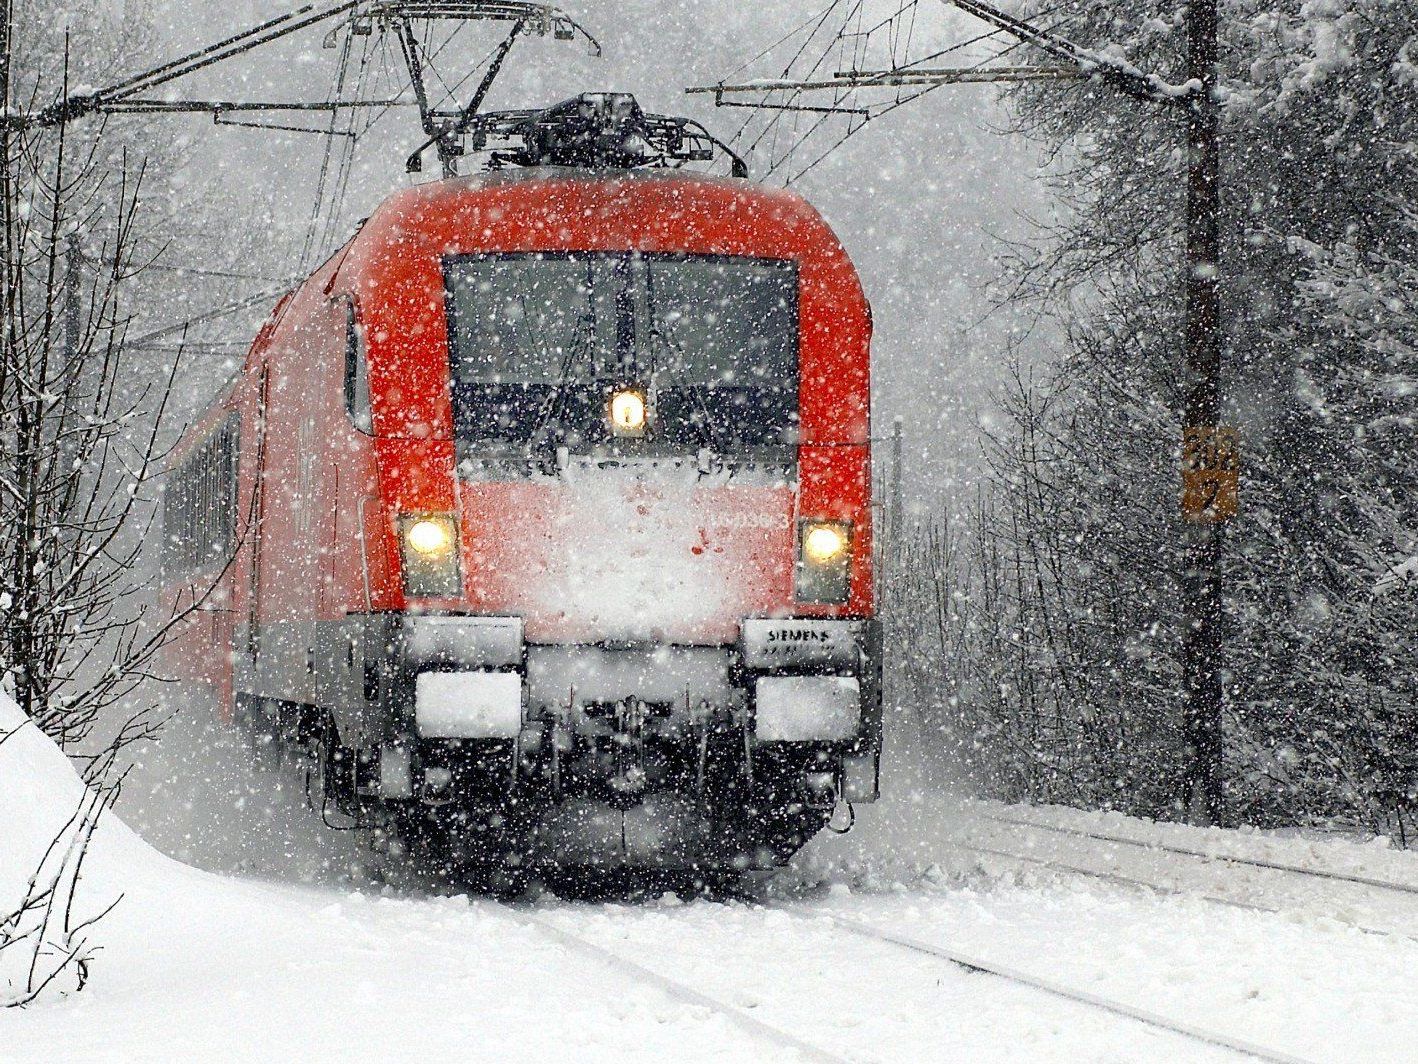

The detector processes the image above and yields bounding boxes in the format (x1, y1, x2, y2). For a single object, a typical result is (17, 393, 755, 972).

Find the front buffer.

(319, 613, 882, 880)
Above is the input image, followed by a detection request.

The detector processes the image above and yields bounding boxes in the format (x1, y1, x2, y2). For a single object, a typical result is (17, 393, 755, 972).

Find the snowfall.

(4, 692, 1418, 1064)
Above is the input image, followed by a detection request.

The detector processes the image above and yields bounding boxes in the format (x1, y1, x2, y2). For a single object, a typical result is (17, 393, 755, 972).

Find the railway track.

(945, 810, 1418, 940)
(940, 830, 1303, 923)
(812, 911, 1316, 1064)
(978, 810, 1418, 898)
(518, 911, 854, 1064)
(516, 899, 1312, 1063)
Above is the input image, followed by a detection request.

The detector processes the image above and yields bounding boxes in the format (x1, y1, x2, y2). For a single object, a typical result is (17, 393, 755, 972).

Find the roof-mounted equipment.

(425, 92, 748, 177)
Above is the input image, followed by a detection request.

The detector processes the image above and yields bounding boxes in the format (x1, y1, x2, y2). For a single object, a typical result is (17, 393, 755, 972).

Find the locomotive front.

(326, 131, 878, 879)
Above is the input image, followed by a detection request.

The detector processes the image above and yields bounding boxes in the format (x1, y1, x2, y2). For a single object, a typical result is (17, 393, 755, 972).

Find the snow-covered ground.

(6, 693, 1418, 1063)
(796, 792, 1418, 938)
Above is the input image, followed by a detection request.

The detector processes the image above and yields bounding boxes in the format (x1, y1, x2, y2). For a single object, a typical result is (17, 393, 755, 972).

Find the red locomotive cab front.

(320, 164, 882, 874)
(194, 105, 880, 881)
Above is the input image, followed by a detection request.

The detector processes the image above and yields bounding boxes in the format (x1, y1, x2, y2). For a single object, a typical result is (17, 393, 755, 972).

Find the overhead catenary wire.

(16, 2, 602, 130)
(125, 288, 287, 348)
(30, 2, 612, 370)
(301, 22, 362, 268)
(127, 341, 252, 355)
(698, 0, 1108, 185)
(726, 0, 858, 153)
(318, 35, 377, 256)
(59, 2, 622, 373)
(79, 250, 295, 284)
(299, 8, 544, 265)
(778, 16, 1072, 184)
(726, 0, 923, 179)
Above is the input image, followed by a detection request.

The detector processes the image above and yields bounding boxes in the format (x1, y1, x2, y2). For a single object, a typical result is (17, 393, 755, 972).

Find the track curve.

(980, 811, 1418, 897)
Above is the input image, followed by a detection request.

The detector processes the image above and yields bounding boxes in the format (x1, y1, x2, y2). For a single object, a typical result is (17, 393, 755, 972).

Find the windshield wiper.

(646, 327, 723, 455)
(523, 265, 598, 463)
(643, 268, 722, 455)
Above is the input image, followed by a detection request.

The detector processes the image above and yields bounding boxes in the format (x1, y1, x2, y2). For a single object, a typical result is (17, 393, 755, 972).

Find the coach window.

(341, 296, 372, 433)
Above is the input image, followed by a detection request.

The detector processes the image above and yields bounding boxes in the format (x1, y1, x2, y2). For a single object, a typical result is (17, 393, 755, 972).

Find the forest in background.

(889, 0, 1418, 843)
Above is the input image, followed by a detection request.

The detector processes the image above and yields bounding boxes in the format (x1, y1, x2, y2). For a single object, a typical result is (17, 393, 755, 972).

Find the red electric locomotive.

(160, 94, 880, 886)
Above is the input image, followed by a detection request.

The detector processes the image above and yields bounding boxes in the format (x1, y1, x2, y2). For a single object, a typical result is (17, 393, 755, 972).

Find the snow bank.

(2, 694, 826, 1062)
(0, 693, 153, 919)
(1, 690, 189, 1010)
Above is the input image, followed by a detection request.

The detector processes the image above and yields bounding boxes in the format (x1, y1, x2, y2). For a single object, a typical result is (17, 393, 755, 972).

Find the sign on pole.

(1181, 425, 1239, 523)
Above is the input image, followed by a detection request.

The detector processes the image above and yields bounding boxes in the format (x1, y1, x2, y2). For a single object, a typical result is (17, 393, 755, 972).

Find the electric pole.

(890, 416, 903, 553)
(1178, 0, 1232, 824)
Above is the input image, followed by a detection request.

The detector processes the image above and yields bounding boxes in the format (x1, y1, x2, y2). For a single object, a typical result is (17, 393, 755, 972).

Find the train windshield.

(445, 252, 799, 459)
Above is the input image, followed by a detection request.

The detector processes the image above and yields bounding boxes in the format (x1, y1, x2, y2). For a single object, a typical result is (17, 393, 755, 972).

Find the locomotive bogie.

(287, 608, 881, 869)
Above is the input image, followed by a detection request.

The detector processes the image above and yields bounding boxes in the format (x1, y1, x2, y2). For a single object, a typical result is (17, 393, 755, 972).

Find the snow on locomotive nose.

(159, 94, 880, 884)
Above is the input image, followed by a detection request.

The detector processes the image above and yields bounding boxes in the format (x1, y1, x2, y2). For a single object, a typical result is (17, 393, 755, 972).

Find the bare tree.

(0, 0, 229, 777)
(0, 81, 189, 754)
(0, 739, 122, 1009)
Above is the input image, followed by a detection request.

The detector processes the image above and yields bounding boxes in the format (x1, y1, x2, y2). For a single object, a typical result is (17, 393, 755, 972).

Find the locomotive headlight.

(609, 388, 647, 437)
(797, 520, 852, 605)
(803, 523, 847, 563)
(406, 518, 452, 556)
(399, 513, 461, 598)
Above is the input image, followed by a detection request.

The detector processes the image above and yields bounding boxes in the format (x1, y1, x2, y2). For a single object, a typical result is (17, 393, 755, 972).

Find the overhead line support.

(94, 99, 411, 115)
(28, 1, 362, 129)
(3, 1, 599, 132)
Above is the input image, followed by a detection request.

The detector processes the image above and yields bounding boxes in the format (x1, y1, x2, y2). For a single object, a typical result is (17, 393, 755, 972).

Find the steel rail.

(942, 831, 1294, 920)
(124, 288, 288, 348)
(939, 827, 1401, 942)
(981, 811, 1418, 897)
(518, 912, 856, 1064)
(813, 912, 1316, 1064)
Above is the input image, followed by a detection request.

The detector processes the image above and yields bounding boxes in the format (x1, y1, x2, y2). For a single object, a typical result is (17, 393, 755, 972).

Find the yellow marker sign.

(1182, 426, 1239, 523)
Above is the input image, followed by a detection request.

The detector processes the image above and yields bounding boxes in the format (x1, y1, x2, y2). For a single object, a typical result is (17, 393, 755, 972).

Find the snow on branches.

(901, 0, 1418, 838)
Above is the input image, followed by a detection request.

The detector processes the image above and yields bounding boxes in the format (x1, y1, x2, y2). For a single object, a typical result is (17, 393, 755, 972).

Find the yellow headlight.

(406, 517, 453, 556)
(609, 388, 647, 436)
(803, 524, 847, 563)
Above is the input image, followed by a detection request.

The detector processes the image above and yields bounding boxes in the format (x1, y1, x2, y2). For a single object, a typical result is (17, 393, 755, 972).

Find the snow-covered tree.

(0, 0, 225, 758)
(913, 0, 1418, 837)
